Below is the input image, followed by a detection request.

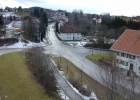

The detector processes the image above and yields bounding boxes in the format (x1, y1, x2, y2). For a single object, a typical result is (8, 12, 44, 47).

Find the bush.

(25, 48, 59, 98)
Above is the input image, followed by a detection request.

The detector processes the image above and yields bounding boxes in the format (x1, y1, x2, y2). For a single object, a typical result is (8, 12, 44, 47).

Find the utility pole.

(59, 57, 61, 64)
(66, 61, 69, 75)
(3, 14, 6, 37)
(92, 47, 94, 55)
(130, 70, 135, 100)
(109, 57, 118, 100)
(80, 70, 83, 85)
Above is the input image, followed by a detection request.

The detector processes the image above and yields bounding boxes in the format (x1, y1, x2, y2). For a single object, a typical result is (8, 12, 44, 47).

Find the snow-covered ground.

(67, 82, 97, 100)
(59, 70, 98, 100)
(6, 21, 22, 30)
(0, 41, 46, 49)
(0, 14, 45, 49)
(4, 20, 23, 38)
(6, 21, 14, 29)
(1, 12, 17, 17)
(65, 41, 88, 47)
(1, 20, 45, 49)
(57, 86, 70, 100)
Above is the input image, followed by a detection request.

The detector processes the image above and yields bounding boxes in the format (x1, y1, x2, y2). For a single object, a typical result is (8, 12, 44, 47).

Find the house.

(58, 33, 82, 41)
(92, 17, 102, 24)
(111, 29, 140, 76)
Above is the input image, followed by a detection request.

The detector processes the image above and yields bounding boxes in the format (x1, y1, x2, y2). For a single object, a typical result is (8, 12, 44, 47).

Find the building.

(92, 17, 102, 24)
(50, 10, 68, 22)
(58, 33, 82, 41)
(111, 29, 140, 76)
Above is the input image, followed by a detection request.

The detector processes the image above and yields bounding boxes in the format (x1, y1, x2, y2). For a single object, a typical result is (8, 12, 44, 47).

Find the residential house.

(111, 29, 140, 76)
(58, 33, 82, 41)
(92, 17, 102, 24)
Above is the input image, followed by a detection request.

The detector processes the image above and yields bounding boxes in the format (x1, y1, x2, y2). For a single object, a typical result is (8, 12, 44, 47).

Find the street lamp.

(4, 13, 6, 37)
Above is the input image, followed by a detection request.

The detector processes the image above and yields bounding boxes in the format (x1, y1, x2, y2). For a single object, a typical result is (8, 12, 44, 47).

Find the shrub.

(25, 48, 59, 98)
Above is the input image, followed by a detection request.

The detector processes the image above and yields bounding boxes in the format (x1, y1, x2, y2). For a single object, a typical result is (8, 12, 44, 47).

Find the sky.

(0, 0, 140, 16)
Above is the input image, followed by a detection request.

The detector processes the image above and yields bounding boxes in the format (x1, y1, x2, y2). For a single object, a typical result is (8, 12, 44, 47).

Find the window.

(129, 55, 131, 59)
(119, 60, 124, 65)
(117, 52, 119, 56)
(124, 53, 126, 57)
(129, 55, 135, 60)
(125, 62, 128, 66)
(121, 53, 125, 57)
(129, 63, 133, 70)
(139, 67, 140, 70)
(132, 56, 135, 60)
(122, 61, 125, 65)
(119, 60, 128, 66)
(126, 54, 129, 58)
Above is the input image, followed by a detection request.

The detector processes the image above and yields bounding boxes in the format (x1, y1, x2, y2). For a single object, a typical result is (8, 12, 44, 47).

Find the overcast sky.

(0, 0, 140, 16)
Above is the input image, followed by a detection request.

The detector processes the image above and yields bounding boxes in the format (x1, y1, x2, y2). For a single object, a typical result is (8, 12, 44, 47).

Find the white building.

(111, 29, 140, 76)
(58, 33, 82, 41)
(92, 17, 102, 24)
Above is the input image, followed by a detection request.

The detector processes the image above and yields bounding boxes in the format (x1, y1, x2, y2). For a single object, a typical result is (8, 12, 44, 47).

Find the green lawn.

(87, 54, 114, 62)
(0, 52, 50, 100)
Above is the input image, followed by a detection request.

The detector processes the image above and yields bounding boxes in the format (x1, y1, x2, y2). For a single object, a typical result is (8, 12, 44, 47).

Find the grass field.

(87, 54, 114, 62)
(0, 52, 50, 100)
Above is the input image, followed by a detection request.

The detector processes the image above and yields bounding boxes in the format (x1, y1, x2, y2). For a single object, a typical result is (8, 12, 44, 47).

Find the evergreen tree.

(55, 21, 59, 33)
(18, 6, 22, 12)
(0, 15, 4, 26)
(39, 12, 48, 41)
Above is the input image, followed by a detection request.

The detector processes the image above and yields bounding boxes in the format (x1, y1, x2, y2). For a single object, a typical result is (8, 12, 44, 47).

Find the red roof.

(111, 29, 140, 56)
(15, 29, 24, 33)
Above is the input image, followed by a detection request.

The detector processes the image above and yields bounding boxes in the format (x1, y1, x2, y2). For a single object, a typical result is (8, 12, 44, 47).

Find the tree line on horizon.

(61, 10, 140, 39)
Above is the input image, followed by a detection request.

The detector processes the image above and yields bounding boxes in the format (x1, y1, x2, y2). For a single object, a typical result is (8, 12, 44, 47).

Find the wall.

(135, 56, 140, 76)
(116, 52, 140, 76)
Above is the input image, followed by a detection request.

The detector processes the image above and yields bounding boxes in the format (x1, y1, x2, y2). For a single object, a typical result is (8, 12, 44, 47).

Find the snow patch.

(57, 87, 70, 100)
(59, 71, 98, 100)
(0, 41, 46, 49)
(66, 41, 88, 47)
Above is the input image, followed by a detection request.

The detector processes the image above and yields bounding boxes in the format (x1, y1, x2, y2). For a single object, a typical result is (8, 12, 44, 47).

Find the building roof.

(111, 29, 140, 56)
(15, 28, 24, 33)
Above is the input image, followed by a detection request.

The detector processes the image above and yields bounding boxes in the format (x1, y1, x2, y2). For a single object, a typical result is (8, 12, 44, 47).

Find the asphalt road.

(49, 58, 84, 100)
(44, 23, 140, 96)
(1, 21, 140, 99)
(44, 23, 105, 86)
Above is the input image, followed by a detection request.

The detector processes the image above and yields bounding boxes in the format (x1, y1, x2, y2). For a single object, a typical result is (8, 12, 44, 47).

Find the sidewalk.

(48, 58, 83, 100)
